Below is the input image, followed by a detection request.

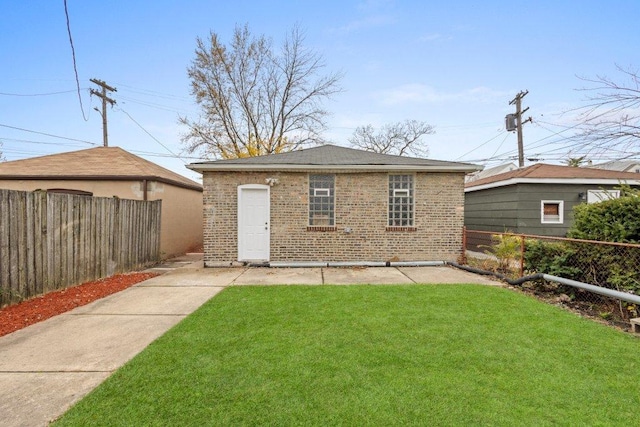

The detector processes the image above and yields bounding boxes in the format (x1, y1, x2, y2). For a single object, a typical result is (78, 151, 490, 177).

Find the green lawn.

(55, 285, 639, 426)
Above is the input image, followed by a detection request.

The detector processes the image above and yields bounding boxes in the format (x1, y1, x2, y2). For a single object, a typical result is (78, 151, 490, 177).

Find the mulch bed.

(0, 272, 158, 338)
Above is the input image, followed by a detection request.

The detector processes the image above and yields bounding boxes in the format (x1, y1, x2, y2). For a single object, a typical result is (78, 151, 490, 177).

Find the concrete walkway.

(0, 255, 501, 426)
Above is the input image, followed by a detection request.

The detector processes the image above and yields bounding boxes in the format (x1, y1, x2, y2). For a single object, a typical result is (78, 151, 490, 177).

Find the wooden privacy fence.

(0, 189, 161, 306)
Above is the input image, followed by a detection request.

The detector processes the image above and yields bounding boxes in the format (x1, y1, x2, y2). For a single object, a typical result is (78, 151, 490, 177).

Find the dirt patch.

(0, 272, 158, 338)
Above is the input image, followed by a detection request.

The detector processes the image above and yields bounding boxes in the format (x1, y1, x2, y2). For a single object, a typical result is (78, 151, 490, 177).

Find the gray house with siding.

(465, 163, 640, 237)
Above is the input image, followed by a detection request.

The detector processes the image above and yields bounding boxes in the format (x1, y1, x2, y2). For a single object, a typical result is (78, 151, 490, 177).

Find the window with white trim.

(541, 200, 564, 224)
(309, 174, 334, 226)
(388, 175, 414, 227)
(587, 189, 620, 204)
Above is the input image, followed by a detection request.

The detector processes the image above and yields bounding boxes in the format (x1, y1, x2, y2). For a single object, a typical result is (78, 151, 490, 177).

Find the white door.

(238, 185, 270, 262)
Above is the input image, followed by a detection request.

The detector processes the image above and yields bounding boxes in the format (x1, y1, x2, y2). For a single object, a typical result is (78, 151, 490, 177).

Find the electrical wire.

(454, 130, 507, 161)
(127, 149, 204, 160)
(0, 123, 98, 145)
(63, 0, 88, 121)
(114, 83, 191, 101)
(0, 137, 92, 148)
(486, 132, 511, 160)
(467, 119, 582, 164)
(118, 96, 196, 115)
(116, 107, 187, 164)
(0, 137, 206, 161)
(0, 89, 81, 97)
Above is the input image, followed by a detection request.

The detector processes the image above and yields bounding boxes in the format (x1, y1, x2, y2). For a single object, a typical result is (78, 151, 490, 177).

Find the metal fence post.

(461, 226, 467, 264)
(519, 235, 525, 278)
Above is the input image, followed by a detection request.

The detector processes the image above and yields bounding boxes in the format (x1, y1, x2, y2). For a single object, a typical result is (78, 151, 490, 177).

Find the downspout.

(143, 179, 148, 201)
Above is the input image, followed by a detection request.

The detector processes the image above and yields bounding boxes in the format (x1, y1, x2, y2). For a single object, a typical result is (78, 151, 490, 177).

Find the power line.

(530, 119, 583, 144)
(117, 107, 187, 164)
(127, 149, 204, 160)
(472, 119, 583, 164)
(0, 136, 205, 161)
(0, 123, 98, 145)
(114, 83, 191, 101)
(63, 0, 88, 121)
(0, 136, 92, 148)
(487, 132, 511, 160)
(454, 131, 507, 160)
(2, 148, 63, 157)
(118, 96, 196, 115)
(0, 89, 81, 97)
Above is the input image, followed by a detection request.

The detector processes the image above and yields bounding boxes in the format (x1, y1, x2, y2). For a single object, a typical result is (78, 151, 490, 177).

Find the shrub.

(480, 233, 521, 274)
(562, 188, 640, 294)
(524, 240, 581, 280)
(568, 190, 640, 243)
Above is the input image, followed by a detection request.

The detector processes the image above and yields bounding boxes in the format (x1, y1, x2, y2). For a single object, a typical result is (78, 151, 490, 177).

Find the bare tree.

(573, 65, 640, 156)
(180, 24, 342, 159)
(348, 120, 434, 157)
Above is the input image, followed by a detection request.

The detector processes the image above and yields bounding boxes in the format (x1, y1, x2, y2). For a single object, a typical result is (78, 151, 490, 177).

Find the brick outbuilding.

(188, 144, 480, 266)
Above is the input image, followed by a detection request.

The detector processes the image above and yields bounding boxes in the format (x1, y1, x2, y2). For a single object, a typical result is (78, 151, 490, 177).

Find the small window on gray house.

(388, 175, 414, 227)
(541, 200, 564, 224)
(309, 174, 334, 226)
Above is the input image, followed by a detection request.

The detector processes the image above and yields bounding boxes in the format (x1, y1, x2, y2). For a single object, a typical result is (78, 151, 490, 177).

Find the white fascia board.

(188, 164, 482, 173)
(464, 177, 640, 193)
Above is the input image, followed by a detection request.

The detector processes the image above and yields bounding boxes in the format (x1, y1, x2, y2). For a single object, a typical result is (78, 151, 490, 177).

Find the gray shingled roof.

(188, 144, 480, 172)
(589, 160, 640, 172)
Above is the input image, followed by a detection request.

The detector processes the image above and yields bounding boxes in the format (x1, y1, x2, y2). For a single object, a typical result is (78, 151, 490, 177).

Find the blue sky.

(1, 0, 639, 181)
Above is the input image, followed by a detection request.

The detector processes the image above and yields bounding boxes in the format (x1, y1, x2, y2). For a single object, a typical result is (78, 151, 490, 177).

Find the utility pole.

(507, 90, 531, 167)
(90, 79, 117, 147)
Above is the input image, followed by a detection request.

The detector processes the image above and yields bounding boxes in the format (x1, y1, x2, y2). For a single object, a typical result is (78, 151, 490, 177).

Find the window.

(587, 189, 620, 204)
(388, 175, 414, 227)
(309, 174, 334, 226)
(541, 200, 564, 224)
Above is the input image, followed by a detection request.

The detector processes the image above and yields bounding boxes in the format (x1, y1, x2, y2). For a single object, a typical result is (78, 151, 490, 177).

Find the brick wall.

(202, 171, 465, 265)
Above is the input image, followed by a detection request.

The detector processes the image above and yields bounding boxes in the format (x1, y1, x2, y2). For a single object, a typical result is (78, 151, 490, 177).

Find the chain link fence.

(463, 229, 640, 330)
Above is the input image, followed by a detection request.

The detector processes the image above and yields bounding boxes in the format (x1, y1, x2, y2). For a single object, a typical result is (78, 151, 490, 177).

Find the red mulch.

(0, 272, 158, 338)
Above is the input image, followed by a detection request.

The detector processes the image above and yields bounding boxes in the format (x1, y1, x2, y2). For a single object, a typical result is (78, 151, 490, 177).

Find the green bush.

(524, 240, 581, 279)
(568, 190, 640, 243)
(524, 239, 640, 293)
(480, 233, 521, 274)
(563, 189, 640, 293)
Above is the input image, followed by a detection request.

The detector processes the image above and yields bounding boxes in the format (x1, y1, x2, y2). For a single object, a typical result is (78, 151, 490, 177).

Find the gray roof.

(588, 160, 640, 173)
(466, 162, 515, 182)
(188, 144, 480, 173)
